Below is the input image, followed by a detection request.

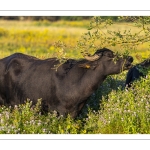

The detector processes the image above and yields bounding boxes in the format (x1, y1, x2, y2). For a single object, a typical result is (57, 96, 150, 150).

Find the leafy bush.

(84, 79, 150, 133)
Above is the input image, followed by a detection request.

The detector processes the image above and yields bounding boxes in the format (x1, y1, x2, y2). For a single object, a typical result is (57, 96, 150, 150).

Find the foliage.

(84, 76, 150, 134)
(77, 16, 150, 58)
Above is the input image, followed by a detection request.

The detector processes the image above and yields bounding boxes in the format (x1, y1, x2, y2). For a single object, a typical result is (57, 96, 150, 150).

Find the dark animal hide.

(0, 48, 133, 118)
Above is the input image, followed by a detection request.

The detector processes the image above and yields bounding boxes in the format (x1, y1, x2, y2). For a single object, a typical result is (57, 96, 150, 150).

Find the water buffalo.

(125, 59, 150, 87)
(0, 48, 133, 118)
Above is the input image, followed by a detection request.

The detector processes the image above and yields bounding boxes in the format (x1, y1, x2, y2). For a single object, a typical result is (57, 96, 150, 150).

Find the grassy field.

(0, 20, 150, 134)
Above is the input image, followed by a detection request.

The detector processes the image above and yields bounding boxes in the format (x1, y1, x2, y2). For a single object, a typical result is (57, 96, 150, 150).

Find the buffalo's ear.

(78, 63, 97, 70)
(79, 63, 91, 69)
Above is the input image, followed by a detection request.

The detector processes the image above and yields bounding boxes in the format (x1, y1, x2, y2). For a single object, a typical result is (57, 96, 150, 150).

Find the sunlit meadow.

(0, 20, 150, 134)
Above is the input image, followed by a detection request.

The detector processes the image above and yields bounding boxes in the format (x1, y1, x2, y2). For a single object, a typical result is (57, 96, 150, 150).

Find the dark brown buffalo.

(0, 48, 133, 118)
(125, 59, 150, 87)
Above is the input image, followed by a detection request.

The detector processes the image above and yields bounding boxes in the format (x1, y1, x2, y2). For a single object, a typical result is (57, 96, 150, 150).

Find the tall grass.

(0, 20, 150, 134)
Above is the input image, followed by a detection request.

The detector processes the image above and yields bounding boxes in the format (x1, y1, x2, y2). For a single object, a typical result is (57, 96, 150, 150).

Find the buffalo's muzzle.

(124, 56, 134, 69)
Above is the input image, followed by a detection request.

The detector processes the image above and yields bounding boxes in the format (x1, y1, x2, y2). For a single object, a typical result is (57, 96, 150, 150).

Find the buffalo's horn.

(84, 54, 101, 61)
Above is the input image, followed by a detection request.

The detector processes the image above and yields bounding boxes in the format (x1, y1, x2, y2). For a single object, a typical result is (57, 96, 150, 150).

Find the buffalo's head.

(82, 48, 133, 75)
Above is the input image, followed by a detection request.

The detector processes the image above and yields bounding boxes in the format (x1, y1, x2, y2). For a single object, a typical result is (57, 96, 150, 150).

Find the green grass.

(0, 20, 150, 134)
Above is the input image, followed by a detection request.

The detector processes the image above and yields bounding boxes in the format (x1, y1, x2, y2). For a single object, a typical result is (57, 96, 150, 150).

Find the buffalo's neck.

(64, 66, 106, 100)
(80, 68, 106, 95)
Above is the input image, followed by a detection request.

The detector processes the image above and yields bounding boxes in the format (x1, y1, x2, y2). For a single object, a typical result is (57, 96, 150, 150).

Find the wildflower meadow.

(0, 17, 150, 134)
